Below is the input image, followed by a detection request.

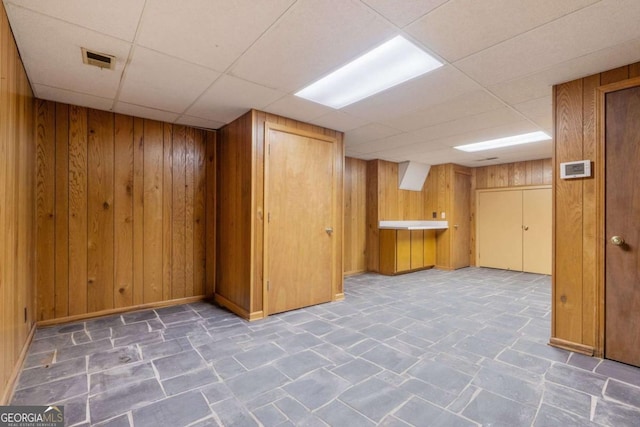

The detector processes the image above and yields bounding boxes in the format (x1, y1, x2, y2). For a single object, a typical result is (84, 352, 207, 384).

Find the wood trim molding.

(333, 293, 345, 301)
(549, 337, 595, 356)
(476, 185, 552, 194)
(37, 295, 208, 327)
(1, 324, 37, 405)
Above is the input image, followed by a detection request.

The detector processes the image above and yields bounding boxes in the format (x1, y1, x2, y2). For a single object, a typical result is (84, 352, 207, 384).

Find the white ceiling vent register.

(398, 161, 431, 191)
(81, 48, 115, 70)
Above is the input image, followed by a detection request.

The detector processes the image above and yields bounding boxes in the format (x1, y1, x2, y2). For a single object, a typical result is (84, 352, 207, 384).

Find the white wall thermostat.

(560, 160, 591, 179)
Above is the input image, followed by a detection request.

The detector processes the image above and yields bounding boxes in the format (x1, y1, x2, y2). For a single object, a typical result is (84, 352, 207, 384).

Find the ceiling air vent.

(475, 157, 499, 162)
(82, 48, 115, 70)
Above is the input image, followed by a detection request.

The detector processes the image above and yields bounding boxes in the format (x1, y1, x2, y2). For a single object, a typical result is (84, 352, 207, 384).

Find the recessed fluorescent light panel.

(454, 131, 552, 152)
(295, 36, 443, 109)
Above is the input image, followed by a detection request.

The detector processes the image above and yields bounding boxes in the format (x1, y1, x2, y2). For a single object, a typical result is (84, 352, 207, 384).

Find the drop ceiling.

(4, 0, 640, 167)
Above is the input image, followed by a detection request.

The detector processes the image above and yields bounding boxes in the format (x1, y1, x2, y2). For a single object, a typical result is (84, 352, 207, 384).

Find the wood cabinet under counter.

(379, 229, 436, 275)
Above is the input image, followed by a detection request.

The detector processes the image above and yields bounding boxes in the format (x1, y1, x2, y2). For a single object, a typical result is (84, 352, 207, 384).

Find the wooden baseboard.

(1, 323, 37, 405)
(333, 293, 345, 301)
(343, 270, 366, 277)
(549, 337, 595, 356)
(214, 293, 264, 321)
(435, 265, 455, 271)
(37, 295, 209, 327)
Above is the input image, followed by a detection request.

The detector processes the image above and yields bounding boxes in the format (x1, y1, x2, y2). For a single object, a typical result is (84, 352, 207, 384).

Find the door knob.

(454, 224, 459, 229)
(523, 226, 529, 231)
(610, 235, 625, 246)
(325, 227, 333, 235)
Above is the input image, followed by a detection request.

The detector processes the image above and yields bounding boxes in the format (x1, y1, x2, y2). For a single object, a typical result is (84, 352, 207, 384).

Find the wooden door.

(605, 86, 640, 367)
(265, 126, 334, 315)
(452, 172, 471, 269)
(477, 190, 523, 270)
(410, 230, 424, 270)
(396, 230, 411, 272)
(522, 188, 552, 274)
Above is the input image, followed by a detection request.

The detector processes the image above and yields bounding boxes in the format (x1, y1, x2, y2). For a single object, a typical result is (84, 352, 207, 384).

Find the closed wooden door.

(605, 86, 640, 367)
(265, 126, 334, 315)
(477, 190, 523, 270)
(522, 188, 552, 275)
(452, 172, 471, 269)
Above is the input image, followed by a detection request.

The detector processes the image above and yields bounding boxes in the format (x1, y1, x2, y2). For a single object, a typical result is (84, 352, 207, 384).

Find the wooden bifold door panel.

(476, 187, 551, 275)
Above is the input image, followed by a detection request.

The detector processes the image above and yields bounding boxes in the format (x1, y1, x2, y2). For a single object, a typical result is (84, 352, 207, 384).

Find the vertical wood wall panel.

(132, 118, 144, 306)
(142, 120, 164, 303)
(87, 109, 115, 313)
(162, 123, 173, 302)
(185, 128, 195, 297)
(114, 114, 134, 308)
(67, 106, 88, 315)
(552, 61, 640, 354)
(554, 80, 585, 343)
(194, 130, 207, 296)
(35, 101, 216, 321)
(1, 0, 36, 403)
(344, 157, 367, 275)
(35, 101, 55, 320)
(54, 105, 69, 317)
(172, 126, 187, 299)
(205, 132, 216, 296)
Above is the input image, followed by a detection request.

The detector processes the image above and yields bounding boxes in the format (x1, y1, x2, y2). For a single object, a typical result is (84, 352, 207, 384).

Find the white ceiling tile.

(175, 115, 225, 130)
(113, 102, 179, 123)
(407, 0, 599, 62)
(118, 47, 219, 113)
(7, 0, 145, 41)
(309, 111, 370, 132)
(342, 66, 480, 122)
(262, 95, 334, 123)
(374, 119, 540, 160)
(230, 0, 396, 92)
(5, 4, 131, 99)
(381, 90, 505, 131)
(136, 0, 296, 71)
(33, 84, 114, 111)
(454, 0, 640, 85)
(185, 75, 285, 123)
(360, 0, 448, 27)
(344, 123, 403, 146)
(489, 37, 640, 105)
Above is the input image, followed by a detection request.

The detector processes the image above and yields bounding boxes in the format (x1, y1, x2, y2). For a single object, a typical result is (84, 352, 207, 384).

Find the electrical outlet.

(441, 212, 446, 219)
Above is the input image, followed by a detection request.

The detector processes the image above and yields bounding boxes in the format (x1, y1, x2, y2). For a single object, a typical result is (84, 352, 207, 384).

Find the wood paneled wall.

(1, 2, 36, 404)
(35, 100, 216, 322)
(216, 110, 344, 319)
(344, 157, 367, 275)
(552, 62, 640, 355)
(470, 159, 552, 265)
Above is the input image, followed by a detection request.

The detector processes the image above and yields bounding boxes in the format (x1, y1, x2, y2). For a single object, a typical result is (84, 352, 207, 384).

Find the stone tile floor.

(12, 267, 640, 426)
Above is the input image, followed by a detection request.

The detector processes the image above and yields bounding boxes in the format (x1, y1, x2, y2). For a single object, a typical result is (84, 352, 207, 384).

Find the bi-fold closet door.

(476, 187, 551, 274)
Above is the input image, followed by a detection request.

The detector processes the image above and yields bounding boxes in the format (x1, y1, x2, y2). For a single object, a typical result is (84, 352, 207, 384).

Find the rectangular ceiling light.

(454, 131, 552, 152)
(295, 35, 443, 109)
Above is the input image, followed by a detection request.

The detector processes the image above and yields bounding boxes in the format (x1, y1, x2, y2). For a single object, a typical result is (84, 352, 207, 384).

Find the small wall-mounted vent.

(82, 47, 115, 70)
(475, 157, 499, 162)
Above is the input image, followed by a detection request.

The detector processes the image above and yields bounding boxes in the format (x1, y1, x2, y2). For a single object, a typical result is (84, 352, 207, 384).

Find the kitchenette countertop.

(379, 220, 449, 230)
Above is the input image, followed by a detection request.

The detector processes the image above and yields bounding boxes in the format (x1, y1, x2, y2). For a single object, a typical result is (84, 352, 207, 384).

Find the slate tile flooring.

(12, 267, 640, 426)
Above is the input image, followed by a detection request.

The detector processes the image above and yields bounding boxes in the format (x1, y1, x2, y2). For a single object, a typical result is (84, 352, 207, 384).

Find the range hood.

(398, 161, 431, 191)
